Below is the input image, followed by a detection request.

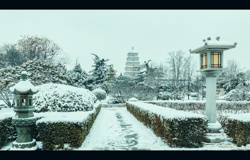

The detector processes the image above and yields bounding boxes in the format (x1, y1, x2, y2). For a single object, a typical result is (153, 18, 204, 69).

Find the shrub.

(0, 117, 16, 149)
(33, 83, 97, 112)
(0, 115, 40, 149)
(157, 92, 172, 100)
(126, 101, 208, 148)
(36, 102, 101, 150)
(92, 88, 106, 101)
(219, 113, 250, 147)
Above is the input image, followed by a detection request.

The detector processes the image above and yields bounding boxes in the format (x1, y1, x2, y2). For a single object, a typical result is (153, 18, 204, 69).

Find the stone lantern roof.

(10, 71, 39, 94)
(190, 37, 237, 54)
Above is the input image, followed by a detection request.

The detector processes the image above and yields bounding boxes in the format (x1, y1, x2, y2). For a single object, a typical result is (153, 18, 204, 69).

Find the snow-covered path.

(76, 107, 170, 150)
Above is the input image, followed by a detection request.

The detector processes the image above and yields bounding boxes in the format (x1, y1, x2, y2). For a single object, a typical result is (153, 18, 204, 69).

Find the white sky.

(0, 10, 250, 75)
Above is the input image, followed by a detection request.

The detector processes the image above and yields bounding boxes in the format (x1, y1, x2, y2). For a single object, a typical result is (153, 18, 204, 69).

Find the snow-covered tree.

(89, 53, 109, 85)
(67, 60, 99, 90)
(133, 60, 151, 84)
(0, 44, 25, 69)
(109, 74, 135, 103)
(107, 65, 116, 81)
(100, 65, 117, 94)
(144, 62, 164, 93)
(0, 59, 74, 90)
(15, 35, 70, 65)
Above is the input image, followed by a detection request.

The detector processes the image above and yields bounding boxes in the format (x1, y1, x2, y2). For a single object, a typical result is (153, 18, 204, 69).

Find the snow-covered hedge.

(146, 101, 250, 112)
(126, 101, 208, 148)
(0, 109, 40, 149)
(33, 83, 97, 112)
(36, 102, 101, 150)
(219, 113, 250, 147)
(157, 91, 183, 100)
(92, 88, 106, 101)
(0, 117, 16, 149)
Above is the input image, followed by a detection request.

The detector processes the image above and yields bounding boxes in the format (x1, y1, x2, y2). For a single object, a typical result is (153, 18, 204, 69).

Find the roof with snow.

(190, 37, 237, 54)
(9, 71, 39, 94)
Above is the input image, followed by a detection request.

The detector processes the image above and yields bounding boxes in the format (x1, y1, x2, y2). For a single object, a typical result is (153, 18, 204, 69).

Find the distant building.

(124, 47, 140, 77)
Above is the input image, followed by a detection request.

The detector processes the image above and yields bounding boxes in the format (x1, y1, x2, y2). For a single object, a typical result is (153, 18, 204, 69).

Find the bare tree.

(15, 35, 69, 65)
(166, 50, 186, 99)
(182, 55, 196, 100)
(144, 61, 164, 93)
(225, 59, 241, 78)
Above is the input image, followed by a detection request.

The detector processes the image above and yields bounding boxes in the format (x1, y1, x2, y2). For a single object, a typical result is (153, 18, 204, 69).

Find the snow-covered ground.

(74, 107, 250, 151)
(1, 101, 250, 150)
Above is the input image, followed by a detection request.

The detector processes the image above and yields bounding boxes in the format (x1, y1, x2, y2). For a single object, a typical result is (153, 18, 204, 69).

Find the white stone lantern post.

(190, 37, 237, 143)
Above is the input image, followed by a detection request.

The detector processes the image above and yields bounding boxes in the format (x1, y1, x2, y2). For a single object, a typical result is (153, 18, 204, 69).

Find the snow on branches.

(0, 59, 74, 90)
(33, 83, 97, 112)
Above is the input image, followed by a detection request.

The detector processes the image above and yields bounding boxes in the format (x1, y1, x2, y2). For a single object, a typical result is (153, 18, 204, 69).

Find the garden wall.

(126, 101, 208, 148)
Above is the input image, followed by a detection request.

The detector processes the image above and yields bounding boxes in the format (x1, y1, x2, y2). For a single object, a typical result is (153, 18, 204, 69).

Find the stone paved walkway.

(76, 107, 169, 150)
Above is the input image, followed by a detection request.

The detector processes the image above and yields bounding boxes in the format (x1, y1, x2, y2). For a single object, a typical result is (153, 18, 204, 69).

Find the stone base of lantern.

(204, 133, 225, 143)
(10, 139, 37, 150)
(203, 121, 225, 143)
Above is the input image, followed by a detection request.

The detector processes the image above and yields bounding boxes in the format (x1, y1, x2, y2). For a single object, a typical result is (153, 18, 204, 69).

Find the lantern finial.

(21, 71, 27, 81)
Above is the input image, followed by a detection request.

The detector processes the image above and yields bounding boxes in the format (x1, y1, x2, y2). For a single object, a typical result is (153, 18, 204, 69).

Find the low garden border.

(126, 101, 208, 148)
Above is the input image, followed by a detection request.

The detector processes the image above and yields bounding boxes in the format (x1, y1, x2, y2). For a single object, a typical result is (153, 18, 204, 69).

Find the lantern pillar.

(206, 76, 217, 123)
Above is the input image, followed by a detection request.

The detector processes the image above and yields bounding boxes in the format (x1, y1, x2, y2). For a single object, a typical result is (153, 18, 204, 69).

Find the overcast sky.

(0, 10, 249, 75)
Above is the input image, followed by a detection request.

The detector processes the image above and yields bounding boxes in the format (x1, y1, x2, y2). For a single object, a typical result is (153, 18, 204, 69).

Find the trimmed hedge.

(36, 103, 101, 150)
(219, 113, 250, 147)
(126, 102, 208, 148)
(0, 117, 16, 149)
(146, 101, 250, 112)
(0, 116, 40, 149)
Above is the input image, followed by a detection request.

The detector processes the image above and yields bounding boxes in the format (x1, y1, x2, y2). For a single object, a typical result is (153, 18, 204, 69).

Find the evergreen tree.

(100, 65, 117, 94)
(134, 60, 151, 85)
(89, 53, 109, 85)
(67, 60, 96, 90)
(107, 65, 116, 82)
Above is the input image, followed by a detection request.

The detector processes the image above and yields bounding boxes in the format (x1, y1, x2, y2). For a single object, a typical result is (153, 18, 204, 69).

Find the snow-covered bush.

(225, 89, 243, 101)
(126, 102, 208, 148)
(157, 91, 182, 100)
(157, 92, 172, 100)
(0, 60, 74, 90)
(92, 88, 106, 101)
(219, 113, 250, 147)
(33, 83, 97, 112)
(0, 117, 16, 149)
(107, 98, 122, 104)
(36, 102, 101, 150)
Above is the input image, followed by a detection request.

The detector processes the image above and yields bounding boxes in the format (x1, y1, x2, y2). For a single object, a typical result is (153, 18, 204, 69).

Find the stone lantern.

(9, 71, 39, 150)
(190, 37, 237, 143)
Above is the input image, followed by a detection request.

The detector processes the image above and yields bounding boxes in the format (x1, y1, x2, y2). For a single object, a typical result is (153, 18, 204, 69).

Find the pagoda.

(124, 47, 140, 77)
